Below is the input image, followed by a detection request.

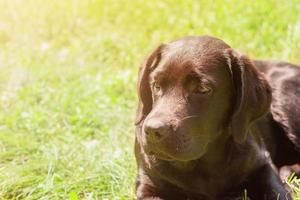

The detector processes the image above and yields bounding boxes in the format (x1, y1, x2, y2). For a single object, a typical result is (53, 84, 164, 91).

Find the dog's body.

(134, 36, 300, 200)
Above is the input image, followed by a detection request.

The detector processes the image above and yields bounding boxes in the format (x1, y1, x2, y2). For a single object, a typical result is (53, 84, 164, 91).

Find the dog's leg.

(245, 164, 292, 200)
(280, 164, 300, 181)
(136, 176, 164, 200)
(136, 184, 164, 200)
(135, 173, 190, 200)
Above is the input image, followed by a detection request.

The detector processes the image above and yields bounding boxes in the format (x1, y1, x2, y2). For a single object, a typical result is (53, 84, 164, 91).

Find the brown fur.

(135, 36, 300, 200)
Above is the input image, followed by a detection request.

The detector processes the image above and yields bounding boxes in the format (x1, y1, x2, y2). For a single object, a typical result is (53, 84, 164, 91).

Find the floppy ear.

(135, 44, 164, 125)
(224, 49, 272, 143)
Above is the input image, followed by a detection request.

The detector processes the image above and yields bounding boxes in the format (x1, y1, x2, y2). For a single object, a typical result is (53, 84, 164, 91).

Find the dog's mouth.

(145, 139, 209, 162)
(141, 115, 211, 162)
(148, 151, 175, 161)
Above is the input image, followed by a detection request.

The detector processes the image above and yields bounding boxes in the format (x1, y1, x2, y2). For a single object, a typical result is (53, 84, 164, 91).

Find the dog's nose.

(144, 120, 170, 142)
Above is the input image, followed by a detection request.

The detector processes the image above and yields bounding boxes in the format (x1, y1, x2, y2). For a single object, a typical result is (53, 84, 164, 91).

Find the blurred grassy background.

(0, 0, 299, 199)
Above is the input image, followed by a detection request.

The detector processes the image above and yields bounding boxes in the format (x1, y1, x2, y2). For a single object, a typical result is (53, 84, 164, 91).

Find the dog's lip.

(148, 151, 175, 161)
(146, 141, 209, 162)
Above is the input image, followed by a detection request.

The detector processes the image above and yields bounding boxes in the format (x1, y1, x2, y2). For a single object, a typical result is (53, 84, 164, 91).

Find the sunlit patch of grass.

(0, 0, 299, 199)
(287, 173, 300, 199)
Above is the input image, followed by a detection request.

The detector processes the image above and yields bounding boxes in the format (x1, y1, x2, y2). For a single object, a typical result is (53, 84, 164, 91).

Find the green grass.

(0, 0, 299, 199)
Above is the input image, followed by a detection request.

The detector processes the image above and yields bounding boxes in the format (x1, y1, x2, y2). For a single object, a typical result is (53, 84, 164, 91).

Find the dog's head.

(135, 36, 271, 162)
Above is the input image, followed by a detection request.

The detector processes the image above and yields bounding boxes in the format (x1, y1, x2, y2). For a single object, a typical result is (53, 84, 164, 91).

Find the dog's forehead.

(164, 36, 230, 57)
(152, 37, 230, 79)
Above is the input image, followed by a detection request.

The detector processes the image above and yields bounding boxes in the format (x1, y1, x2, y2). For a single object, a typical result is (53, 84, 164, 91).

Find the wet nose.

(144, 119, 170, 142)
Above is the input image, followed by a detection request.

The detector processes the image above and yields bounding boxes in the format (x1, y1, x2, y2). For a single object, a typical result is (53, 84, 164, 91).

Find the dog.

(134, 36, 300, 200)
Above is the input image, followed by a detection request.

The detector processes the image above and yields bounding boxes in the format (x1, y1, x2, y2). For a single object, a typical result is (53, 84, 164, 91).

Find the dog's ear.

(224, 49, 272, 143)
(135, 44, 164, 125)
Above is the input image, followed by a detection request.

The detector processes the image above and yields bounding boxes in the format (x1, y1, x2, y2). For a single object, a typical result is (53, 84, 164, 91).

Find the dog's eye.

(152, 82, 161, 92)
(194, 84, 211, 94)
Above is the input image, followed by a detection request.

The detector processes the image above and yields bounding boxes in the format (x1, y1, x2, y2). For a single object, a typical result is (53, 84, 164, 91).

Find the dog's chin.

(147, 146, 207, 162)
(148, 151, 175, 161)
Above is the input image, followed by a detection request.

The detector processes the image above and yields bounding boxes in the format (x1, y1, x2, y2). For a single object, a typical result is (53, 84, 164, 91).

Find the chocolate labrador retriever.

(134, 36, 300, 200)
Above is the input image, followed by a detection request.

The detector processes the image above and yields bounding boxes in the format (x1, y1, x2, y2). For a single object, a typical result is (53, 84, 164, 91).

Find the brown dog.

(134, 36, 300, 200)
